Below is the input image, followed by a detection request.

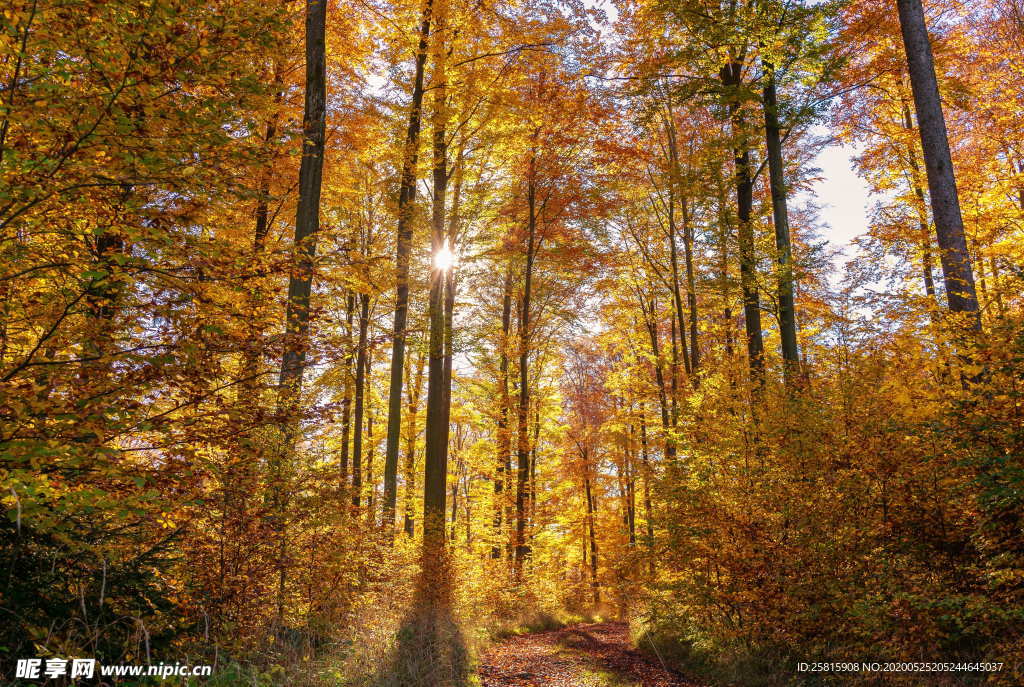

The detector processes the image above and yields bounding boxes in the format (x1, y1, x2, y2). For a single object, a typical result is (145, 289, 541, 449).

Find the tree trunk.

(441, 138, 462, 467)
(352, 292, 369, 508)
(641, 296, 675, 462)
(895, 0, 981, 330)
(639, 409, 655, 572)
(528, 401, 540, 543)
(383, 0, 435, 529)
(403, 345, 426, 536)
(339, 292, 355, 502)
(277, 0, 327, 418)
(722, 62, 764, 385)
(422, 0, 450, 563)
(624, 425, 636, 546)
(365, 348, 375, 523)
(450, 448, 461, 543)
(272, 0, 327, 631)
(662, 113, 692, 378)
(422, 233, 447, 561)
(493, 264, 514, 558)
(681, 194, 700, 376)
(763, 65, 800, 382)
(514, 160, 538, 582)
(582, 450, 599, 606)
(716, 170, 736, 363)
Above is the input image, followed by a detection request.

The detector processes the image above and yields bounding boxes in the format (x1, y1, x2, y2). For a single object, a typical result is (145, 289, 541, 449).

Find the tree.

(895, 0, 981, 329)
(383, 0, 435, 531)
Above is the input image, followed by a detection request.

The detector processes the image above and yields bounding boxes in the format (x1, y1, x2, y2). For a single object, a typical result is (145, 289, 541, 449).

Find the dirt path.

(477, 622, 701, 687)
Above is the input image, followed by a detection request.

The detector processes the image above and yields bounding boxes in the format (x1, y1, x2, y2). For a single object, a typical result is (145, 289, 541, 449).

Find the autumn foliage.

(1, 0, 1023, 685)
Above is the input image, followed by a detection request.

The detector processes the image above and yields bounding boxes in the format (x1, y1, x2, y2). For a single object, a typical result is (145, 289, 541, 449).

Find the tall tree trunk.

(895, 0, 981, 330)
(365, 348, 375, 522)
(403, 344, 426, 536)
(464, 472, 473, 549)
(716, 170, 736, 363)
(641, 296, 674, 462)
(493, 264, 514, 558)
(624, 425, 636, 546)
(528, 401, 540, 543)
(722, 62, 764, 385)
(514, 160, 537, 582)
(669, 311, 680, 426)
(639, 408, 655, 574)
(763, 65, 800, 382)
(339, 292, 355, 502)
(681, 194, 700, 377)
(422, 0, 450, 565)
(272, 0, 327, 631)
(422, 228, 447, 562)
(662, 113, 692, 378)
(442, 138, 463, 465)
(383, 0, 435, 529)
(661, 99, 700, 373)
(352, 292, 369, 508)
(582, 450, 599, 606)
(449, 448, 461, 543)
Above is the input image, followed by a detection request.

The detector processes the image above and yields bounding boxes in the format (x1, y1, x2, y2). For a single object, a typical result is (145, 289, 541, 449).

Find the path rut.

(477, 622, 701, 687)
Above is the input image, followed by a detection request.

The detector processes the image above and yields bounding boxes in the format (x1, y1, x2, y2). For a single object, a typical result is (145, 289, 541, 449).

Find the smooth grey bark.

(895, 0, 981, 329)
(383, 0, 435, 528)
(763, 66, 800, 381)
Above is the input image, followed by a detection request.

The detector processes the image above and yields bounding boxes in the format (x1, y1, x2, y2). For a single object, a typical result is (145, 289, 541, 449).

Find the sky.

(804, 141, 873, 275)
(580, 0, 876, 276)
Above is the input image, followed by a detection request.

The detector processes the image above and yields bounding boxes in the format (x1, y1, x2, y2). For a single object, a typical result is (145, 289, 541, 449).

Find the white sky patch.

(805, 140, 872, 280)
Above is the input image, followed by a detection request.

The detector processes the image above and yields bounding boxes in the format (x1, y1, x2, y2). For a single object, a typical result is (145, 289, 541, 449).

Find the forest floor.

(477, 622, 701, 686)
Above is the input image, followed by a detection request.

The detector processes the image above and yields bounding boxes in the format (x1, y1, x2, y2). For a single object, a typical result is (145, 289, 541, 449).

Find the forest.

(1, 0, 1023, 684)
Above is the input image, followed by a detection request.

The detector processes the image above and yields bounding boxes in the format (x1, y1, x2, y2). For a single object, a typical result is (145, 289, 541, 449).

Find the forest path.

(477, 622, 701, 687)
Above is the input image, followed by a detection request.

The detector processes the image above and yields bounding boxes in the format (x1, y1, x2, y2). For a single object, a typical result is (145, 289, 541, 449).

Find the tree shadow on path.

(372, 555, 470, 687)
